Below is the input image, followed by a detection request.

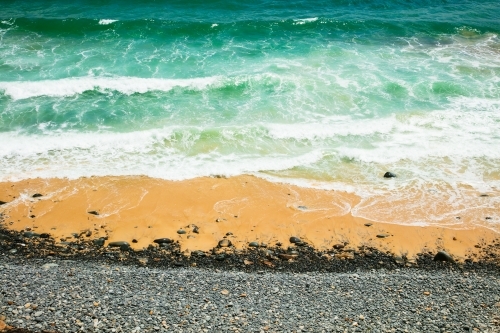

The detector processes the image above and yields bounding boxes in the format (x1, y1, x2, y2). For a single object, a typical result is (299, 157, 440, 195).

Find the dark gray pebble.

(32, 193, 43, 198)
(383, 171, 396, 178)
(434, 251, 455, 263)
(87, 210, 99, 215)
(289, 236, 301, 244)
(177, 229, 186, 234)
(154, 238, 173, 244)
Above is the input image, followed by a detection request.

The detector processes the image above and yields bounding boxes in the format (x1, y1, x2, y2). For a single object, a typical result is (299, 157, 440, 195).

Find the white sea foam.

(293, 17, 318, 25)
(0, 76, 222, 100)
(98, 19, 118, 25)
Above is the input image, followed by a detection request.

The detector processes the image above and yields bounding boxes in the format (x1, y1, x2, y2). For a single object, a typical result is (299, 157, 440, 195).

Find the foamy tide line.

(0, 76, 221, 100)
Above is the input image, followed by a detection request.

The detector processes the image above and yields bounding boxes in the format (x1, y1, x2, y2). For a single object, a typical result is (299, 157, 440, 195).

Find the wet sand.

(0, 175, 498, 261)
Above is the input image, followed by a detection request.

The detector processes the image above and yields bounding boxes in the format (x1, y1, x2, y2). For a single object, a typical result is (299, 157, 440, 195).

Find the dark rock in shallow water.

(23, 231, 40, 238)
(383, 172, 396, 178)
(153, 238, 172, 244)
(32, 193, 43, 198)
(88, 210, 99, 215)
(289, 236, 301, 244)
(218, 239, 231, 247)
(0, 200, 7, 205)
(93, 238, 105, 247)
(434, 251, 455, 263)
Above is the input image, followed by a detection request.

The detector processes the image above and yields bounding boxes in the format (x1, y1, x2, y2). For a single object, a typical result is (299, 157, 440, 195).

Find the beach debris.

(32, 193, 43, 198)
(376, 234, 390, 238)
(289, 236, 301, 244)
(433, 251, 455, 263)
(154, 238, 173, 244)
(177, 229, 186, 234)
(423, 291, 431, 296)
(88, 210, 99, 215)
(383, 172, 396, 178)
(218, 239, 231, 247)
(249, 241, 260, 247)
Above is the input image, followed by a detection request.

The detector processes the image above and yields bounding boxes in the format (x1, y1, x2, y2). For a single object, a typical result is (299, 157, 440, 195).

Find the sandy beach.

(0, 175, 498, 262)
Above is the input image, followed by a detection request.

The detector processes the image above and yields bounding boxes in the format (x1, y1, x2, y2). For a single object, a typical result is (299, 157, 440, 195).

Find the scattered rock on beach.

(0, 201, 7, 205)
(218, 239, 231, 247)
(383, 172, 396, 178)
(364, 223, 373, 227)
(434, 251, 455, 263)
(376, 234, 390, 238)
(23, 231, 40, 238)
(88, 210, 99, 216)
(333, 244, 345, 250)
(154, 238, 173, 244)
(93, 238, 105, 247)
(290, 236, 301, 244)
(109, 241, 130, 248)
(32, 193, 43, 198)
(177, 229, 186, 234)
(249, 241, 260, 247)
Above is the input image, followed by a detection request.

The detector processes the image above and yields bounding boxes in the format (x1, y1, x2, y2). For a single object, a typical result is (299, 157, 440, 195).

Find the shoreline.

(0, 175, 499, 262)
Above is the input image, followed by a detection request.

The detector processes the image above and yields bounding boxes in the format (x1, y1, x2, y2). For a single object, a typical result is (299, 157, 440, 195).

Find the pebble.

(376, 233, 390, 238)
(249, 241, 260, 247)
(153, 238, 172, 244)
(383, 171, 397, 178)
(289, 236, 301, 244)
(108, 241, 130, 248)
(433, 251, 455, 263)
(87, 210, 99, 215)
(177, 229, 186, 234)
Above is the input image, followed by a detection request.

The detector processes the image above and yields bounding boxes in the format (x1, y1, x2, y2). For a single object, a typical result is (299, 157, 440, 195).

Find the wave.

(0, 76, 222, 100)
(2, 16, 499, 41)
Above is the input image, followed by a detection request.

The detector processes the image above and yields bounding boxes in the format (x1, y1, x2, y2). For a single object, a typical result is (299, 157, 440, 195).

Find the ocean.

(0, 0, 499, 226)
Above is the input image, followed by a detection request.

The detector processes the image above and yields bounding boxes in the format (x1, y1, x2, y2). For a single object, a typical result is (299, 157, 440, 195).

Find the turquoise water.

(1, 1, 499, 224)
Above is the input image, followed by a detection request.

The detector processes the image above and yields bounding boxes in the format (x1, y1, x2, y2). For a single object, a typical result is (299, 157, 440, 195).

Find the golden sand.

(0, 175, 497, 260)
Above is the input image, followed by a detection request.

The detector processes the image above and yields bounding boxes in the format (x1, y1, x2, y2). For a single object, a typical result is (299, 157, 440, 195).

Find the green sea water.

(1, 0, 499, 225)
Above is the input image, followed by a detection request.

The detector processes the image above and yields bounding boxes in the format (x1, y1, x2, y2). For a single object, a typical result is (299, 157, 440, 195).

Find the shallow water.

(0, 0, 499, 225)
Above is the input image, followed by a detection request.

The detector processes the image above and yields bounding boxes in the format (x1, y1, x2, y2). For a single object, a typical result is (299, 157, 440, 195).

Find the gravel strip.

(1, 258, 499, 333)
